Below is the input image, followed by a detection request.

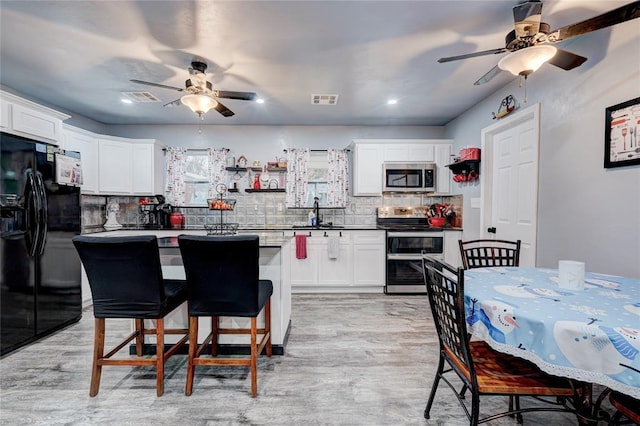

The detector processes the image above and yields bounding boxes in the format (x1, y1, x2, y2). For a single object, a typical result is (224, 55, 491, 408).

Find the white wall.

(445, 22, 640, 277)
(104, 124, 445, 162)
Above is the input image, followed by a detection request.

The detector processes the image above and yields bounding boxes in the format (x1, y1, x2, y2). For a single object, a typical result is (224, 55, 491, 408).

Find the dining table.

(463, 266, 640, 404)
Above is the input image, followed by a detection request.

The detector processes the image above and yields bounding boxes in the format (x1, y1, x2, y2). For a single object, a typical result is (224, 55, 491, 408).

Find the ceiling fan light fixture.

(180, 94, 218, 118)
(498, 45, 558, 77)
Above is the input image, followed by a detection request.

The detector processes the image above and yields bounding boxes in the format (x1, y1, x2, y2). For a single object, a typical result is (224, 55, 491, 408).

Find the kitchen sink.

(291, 224, 344, 229)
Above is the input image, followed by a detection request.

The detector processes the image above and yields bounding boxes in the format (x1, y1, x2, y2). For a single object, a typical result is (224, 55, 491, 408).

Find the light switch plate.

(470, 197, 481, 209)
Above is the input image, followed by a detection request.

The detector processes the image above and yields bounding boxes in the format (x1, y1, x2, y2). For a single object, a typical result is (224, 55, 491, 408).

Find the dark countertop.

(156, 236, 290, 248)
(103, 225, 462, 232)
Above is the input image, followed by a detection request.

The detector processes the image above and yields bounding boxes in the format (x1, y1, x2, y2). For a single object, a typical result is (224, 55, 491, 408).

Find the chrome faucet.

(313, 196, 321, 228)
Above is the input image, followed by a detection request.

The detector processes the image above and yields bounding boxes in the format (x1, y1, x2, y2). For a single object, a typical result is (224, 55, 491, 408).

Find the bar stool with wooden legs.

(178, 234, 272, 398)
(73, 235, 188, 397)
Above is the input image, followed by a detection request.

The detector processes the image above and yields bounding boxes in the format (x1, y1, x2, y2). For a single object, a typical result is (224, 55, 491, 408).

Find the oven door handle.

(387, 232, 443, 238)
(387, 253, 426, 261)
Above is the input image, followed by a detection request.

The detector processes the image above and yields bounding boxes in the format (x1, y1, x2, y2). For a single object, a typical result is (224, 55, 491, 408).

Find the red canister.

(170, 212, 184, 229)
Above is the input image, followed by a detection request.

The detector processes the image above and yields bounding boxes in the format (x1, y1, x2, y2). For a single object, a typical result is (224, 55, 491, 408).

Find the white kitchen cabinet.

(384, 144, 435, 163)
(383, 144, 409, 162)
(352, 231, 386, 287)
(97, 136, 159, 195)
(287, 230, 385, 293)
(132, 142, 161, 195)
(98, 138, 133, 194)
(289, 231, 323, 286)
(444, 230, 462, 267)
(351, 143, 384, 196)
(0, 98, 10, 130)
(62, 125, 99, 193)
(0, 90, 70, 143)
(349, 139, 453, 196)
(435, 144, 453, 194)
(318, 232, 352, 286)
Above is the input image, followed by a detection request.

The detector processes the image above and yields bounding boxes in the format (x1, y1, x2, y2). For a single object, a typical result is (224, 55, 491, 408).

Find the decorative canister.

(170, 212, 184, 229)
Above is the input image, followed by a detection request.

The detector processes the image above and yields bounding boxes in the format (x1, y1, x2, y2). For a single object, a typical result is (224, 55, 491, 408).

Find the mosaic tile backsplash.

(81, 193, 462, 234)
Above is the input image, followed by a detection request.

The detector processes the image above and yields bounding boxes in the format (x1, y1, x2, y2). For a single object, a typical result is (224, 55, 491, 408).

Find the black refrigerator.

(1, 131, 82, 357)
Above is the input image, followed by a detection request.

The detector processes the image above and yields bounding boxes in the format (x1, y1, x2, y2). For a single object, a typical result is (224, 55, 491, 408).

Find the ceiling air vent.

(121, 91, 161, 102)
(311, 94, 339, 105)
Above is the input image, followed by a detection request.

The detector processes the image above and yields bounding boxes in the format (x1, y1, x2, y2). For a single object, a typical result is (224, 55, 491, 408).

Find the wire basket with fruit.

(207, 198, 236, 210)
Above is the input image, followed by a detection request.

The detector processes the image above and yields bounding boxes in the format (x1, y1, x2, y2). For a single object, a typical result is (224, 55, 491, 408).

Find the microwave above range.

(382, 162, 436, 193)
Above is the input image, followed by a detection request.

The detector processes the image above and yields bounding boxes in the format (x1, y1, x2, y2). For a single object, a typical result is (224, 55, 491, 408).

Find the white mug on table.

(558, 260, 585, 290)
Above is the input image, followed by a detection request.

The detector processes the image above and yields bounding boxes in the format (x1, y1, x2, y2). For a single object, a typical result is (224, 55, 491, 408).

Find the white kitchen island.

(82, 229, 292, 354)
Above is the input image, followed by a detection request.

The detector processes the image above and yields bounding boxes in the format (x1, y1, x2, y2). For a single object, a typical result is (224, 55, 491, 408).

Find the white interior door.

(480, 104, 540, 266)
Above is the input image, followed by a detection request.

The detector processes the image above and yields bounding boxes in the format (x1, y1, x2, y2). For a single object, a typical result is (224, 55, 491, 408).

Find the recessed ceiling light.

(121, 98, 133, 104)
(387, 99, 398, 105)
(256, 98, 265, 104)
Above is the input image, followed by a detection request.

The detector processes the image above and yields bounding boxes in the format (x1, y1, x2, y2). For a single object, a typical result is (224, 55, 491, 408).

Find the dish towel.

(295, 234, 307, 259)
(327, 235, 340, 259)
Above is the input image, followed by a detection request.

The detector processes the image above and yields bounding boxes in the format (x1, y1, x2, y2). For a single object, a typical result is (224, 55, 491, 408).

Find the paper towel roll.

(558, 260, 585, 290)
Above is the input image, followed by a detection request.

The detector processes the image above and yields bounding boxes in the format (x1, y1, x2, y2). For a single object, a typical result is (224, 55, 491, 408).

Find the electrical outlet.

(254, 204, 258, 212)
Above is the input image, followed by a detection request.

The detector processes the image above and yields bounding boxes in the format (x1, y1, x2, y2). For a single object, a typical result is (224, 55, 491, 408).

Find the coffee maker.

(140, 195, 173, 229)
(154, 202, 173, 229)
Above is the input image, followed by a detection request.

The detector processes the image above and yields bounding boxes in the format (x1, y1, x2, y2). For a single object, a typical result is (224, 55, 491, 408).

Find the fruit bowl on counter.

(207, 198, 236, 210)
(204, 223, 239, 235)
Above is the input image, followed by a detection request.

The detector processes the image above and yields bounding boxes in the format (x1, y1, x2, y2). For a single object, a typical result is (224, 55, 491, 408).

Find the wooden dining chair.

(421, 254, 587, 425)
(608, 391, 640, 425)
(72, 235, 189, 397)
(459, 239, 521, 269)
(178, 234, 272, 397)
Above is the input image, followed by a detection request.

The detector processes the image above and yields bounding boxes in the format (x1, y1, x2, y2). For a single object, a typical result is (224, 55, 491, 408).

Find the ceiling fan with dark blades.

(438, 1, 640, 85)
(131, 60, 258, 118)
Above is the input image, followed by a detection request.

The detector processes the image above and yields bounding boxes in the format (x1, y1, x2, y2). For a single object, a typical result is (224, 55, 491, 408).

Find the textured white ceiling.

(0, 0, 634, 126)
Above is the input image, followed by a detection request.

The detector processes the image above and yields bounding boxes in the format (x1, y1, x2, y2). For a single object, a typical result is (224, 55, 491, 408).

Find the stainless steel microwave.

(382, 162, 437, 193)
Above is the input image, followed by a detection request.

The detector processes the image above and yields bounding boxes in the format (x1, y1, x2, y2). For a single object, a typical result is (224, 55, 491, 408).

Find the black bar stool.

(73, 235, 188, 396)
(178, 234, 272, 397)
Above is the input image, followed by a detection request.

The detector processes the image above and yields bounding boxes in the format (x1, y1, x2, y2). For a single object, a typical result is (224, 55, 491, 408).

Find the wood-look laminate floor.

(0, 294, 613, 425)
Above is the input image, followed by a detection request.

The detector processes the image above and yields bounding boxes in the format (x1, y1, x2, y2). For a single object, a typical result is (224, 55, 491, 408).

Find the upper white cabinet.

(350, 143, 385, 196)
(434, 144, 452, 194)
(62, 125, 99, 193)
(98, 138, 133, 194)
(97, 137, 159, 195)
(0, 98, 10, 130)
(0, 90, 70, 144)
(349, 139, 453, 196)
(132, 142, 162, 195)
(61, 124, 160, 196)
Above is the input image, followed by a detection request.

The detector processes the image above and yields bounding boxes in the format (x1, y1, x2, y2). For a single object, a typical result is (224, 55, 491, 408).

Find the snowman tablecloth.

(464, 266, 640, 398)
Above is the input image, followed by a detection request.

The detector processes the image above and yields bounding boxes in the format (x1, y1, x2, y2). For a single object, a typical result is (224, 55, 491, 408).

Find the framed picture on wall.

(604, 97, 640, 168)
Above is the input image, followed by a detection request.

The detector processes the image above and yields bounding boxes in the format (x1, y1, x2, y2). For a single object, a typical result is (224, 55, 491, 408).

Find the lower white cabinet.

(352, 232, 386, 286)
(318, 233, 352, 286)
(444, 230, 462, 267)
(287, 230, 385, 293)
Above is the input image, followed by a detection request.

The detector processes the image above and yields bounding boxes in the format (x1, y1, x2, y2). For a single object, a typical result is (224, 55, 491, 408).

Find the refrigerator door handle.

(34, 171, 48, 256)
(24, 169, 42, 257)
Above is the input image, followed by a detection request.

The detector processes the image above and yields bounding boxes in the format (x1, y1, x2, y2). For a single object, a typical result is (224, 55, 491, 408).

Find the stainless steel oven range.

(377, 207, 443, 294)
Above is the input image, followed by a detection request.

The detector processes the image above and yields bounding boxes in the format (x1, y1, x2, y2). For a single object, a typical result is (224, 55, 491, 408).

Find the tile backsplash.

(81, 193, 462, 233)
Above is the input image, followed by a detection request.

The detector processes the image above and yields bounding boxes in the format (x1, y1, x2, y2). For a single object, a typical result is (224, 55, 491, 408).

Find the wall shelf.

(446, 160, 480, 175)
(244, 189, 286, 193)
(226, 166, 287, 172)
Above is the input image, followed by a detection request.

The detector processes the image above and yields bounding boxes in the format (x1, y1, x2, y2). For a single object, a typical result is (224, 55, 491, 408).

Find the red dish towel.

(296, 234, 307, 259)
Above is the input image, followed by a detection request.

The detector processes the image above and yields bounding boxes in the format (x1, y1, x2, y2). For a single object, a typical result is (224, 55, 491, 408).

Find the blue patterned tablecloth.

(464, 266, 640, 398)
